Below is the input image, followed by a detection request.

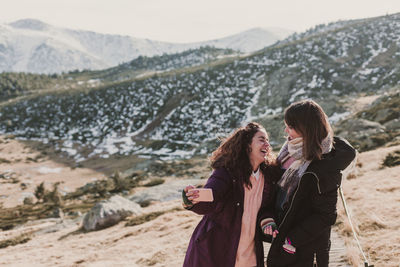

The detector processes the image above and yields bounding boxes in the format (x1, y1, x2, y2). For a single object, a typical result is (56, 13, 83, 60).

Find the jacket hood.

(306, 137, 356, 193)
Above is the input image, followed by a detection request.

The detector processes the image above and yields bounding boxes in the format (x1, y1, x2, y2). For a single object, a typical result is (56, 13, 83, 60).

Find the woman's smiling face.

(249, 129, 270, 169)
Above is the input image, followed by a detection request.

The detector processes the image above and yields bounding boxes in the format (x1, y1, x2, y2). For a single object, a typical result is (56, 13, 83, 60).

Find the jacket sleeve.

(188, 168, 232, 215)
(258, 180, 278, 243)
(258, 204, 276, 243)
(332, 137, 357, 171)
(287, 173, 338, 247)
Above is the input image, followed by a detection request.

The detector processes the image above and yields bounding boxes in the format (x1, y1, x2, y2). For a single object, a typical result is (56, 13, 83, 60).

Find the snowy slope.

(2, 14, 398, 161)
(198, 27, 293, 52)
(0, 19, 292, 74)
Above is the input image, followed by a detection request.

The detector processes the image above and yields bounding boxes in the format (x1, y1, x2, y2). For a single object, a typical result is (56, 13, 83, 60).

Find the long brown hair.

(284, 100, 333, 161)
(209, 122, 276, 188)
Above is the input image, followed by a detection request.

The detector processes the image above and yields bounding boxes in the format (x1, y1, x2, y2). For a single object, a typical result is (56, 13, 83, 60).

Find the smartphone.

(189, 188, 214, 202)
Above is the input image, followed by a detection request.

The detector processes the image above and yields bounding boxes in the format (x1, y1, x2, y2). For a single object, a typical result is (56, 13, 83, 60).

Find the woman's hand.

(185, 185, 200, 204)
(283, 238, 296, 254)
(182, 185, 200, 209)
(263, 225, 279, 238)
(261, 218, 279, 238)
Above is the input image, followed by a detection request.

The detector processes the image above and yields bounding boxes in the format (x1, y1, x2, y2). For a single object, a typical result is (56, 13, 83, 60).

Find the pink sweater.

(235, 174, 265, 267)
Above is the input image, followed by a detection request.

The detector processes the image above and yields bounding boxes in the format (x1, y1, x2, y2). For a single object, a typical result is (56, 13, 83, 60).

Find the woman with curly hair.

(182, 122, 280, 267)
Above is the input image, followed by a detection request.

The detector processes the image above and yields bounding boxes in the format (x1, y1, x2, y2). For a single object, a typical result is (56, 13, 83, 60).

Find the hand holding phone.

(188, 188, 214, 202)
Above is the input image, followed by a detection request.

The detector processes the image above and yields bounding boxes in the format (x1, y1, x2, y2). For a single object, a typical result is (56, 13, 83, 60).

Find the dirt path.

(329, 230, 351, 266)
(263, 229, 350, 266)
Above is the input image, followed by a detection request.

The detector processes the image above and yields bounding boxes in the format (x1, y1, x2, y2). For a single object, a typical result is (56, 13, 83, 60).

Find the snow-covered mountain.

(1, 13, 399, 161)
(198, 27, 293, 52)
(0, 19, 292, 74)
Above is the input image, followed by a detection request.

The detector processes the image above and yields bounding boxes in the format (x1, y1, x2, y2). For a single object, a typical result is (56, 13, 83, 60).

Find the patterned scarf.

(277, 134, 333, 209)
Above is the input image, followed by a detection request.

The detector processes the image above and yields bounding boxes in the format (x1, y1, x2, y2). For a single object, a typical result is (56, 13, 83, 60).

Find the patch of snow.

(37, 166, 63, 174)
(329, 111, 350, 123)
(289, 88, 306, 102)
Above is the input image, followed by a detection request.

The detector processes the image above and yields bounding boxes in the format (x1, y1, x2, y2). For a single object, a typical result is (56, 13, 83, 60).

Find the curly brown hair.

(209, 122, 277, 188)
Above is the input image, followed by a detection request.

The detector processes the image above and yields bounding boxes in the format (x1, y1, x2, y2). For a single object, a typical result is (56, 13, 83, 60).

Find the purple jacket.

(183, 167, 275, 267)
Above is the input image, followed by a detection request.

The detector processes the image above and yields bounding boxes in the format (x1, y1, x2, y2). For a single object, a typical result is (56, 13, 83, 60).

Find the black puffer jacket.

(267, 137, 356, 267)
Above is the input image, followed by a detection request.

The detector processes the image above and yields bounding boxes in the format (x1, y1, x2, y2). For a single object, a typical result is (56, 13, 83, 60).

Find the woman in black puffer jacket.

(262, 100, 356, 267)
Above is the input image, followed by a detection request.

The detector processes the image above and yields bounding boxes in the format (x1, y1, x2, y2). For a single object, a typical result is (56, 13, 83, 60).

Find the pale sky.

(1, 0, 399, 43)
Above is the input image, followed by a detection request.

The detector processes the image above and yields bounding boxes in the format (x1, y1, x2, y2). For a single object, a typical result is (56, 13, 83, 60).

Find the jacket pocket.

(194, 219, 216, 243)
(268, 243, 298, 266)
(194, 220, 230, 265)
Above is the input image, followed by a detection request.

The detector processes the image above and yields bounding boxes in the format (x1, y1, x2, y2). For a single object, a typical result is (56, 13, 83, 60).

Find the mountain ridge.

(0, 18, 292, 74)
(0, 13, 399, 162)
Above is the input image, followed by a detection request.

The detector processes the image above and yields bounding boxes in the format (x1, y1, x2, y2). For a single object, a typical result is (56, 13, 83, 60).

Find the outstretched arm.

(182, 168, 231, 215)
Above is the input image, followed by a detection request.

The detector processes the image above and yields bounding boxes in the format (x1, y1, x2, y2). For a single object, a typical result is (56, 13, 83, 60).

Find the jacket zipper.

(270, 171, 321, 247)
(303, 171, 321, 194)
(270, 177, 302, 248)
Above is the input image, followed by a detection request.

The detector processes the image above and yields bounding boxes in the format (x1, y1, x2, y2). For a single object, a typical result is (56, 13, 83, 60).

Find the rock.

(0, 171, 16, 180)
(20, 183, 28, 190)
(49, 207, 64, 219)
(374, 108, 392, 122)
(343, 118, 385, 133)
(82, 195, 142, 231)
(23, 196, 34, 205)
(67, 211, 82, 217)
(384, 118, 400, 131)
(335, 118, 391, 151)
(20, 192, 36, 203)
(335, 118, 386, 139)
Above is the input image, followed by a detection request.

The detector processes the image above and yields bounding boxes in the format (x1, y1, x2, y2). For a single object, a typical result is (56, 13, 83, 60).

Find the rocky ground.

(335, 144, 400, 266)
(0, 136, 109, 209)
(0, 135, 399, 266)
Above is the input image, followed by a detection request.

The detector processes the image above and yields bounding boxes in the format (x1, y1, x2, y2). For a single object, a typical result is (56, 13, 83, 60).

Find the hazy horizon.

(1, 0, 399, 43)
